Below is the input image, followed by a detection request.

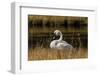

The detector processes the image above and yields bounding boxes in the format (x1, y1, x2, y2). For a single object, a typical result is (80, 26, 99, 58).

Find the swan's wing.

(57, 43, 70, 48)
(60, 40, 73, 48)
(57, 42, 73, 50)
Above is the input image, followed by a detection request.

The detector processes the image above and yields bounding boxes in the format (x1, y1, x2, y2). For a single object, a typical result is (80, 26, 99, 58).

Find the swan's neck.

(58, 32, 63, 41)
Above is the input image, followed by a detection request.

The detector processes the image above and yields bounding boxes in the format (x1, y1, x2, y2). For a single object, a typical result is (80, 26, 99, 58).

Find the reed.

(28, 48, 87, 60)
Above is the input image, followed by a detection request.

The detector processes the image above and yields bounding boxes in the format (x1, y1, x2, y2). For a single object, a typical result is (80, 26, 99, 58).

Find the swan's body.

(50, 30, 73, 50)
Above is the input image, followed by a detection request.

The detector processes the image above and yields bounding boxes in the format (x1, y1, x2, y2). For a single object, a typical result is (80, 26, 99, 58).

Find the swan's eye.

(54, 30, 61, 36)
(56, 32, 60, 36)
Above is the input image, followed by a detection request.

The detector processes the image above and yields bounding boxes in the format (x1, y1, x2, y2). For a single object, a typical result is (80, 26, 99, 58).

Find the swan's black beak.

(52, 34, 56, 40)
(52, 34, 60, 40)
(53, 36, 55, 40)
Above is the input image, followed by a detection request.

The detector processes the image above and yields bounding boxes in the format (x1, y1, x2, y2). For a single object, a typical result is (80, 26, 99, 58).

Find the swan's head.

(54, 30, 62, 36)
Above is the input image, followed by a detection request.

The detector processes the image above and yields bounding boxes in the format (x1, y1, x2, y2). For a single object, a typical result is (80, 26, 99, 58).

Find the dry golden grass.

(28, 48, 88, 61)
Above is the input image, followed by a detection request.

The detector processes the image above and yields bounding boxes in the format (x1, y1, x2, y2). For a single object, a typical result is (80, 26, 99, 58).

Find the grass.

(28, 47, 88, 61)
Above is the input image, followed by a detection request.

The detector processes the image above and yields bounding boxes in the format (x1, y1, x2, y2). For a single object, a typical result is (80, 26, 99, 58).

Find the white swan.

(50, 30, 73, 50)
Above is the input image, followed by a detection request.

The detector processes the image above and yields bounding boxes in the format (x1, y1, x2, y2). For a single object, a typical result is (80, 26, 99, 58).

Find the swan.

(50, 30, 73, 50)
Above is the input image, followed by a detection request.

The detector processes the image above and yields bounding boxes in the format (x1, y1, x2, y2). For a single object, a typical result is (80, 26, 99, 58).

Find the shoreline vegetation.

(28, 48, 88, 60)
